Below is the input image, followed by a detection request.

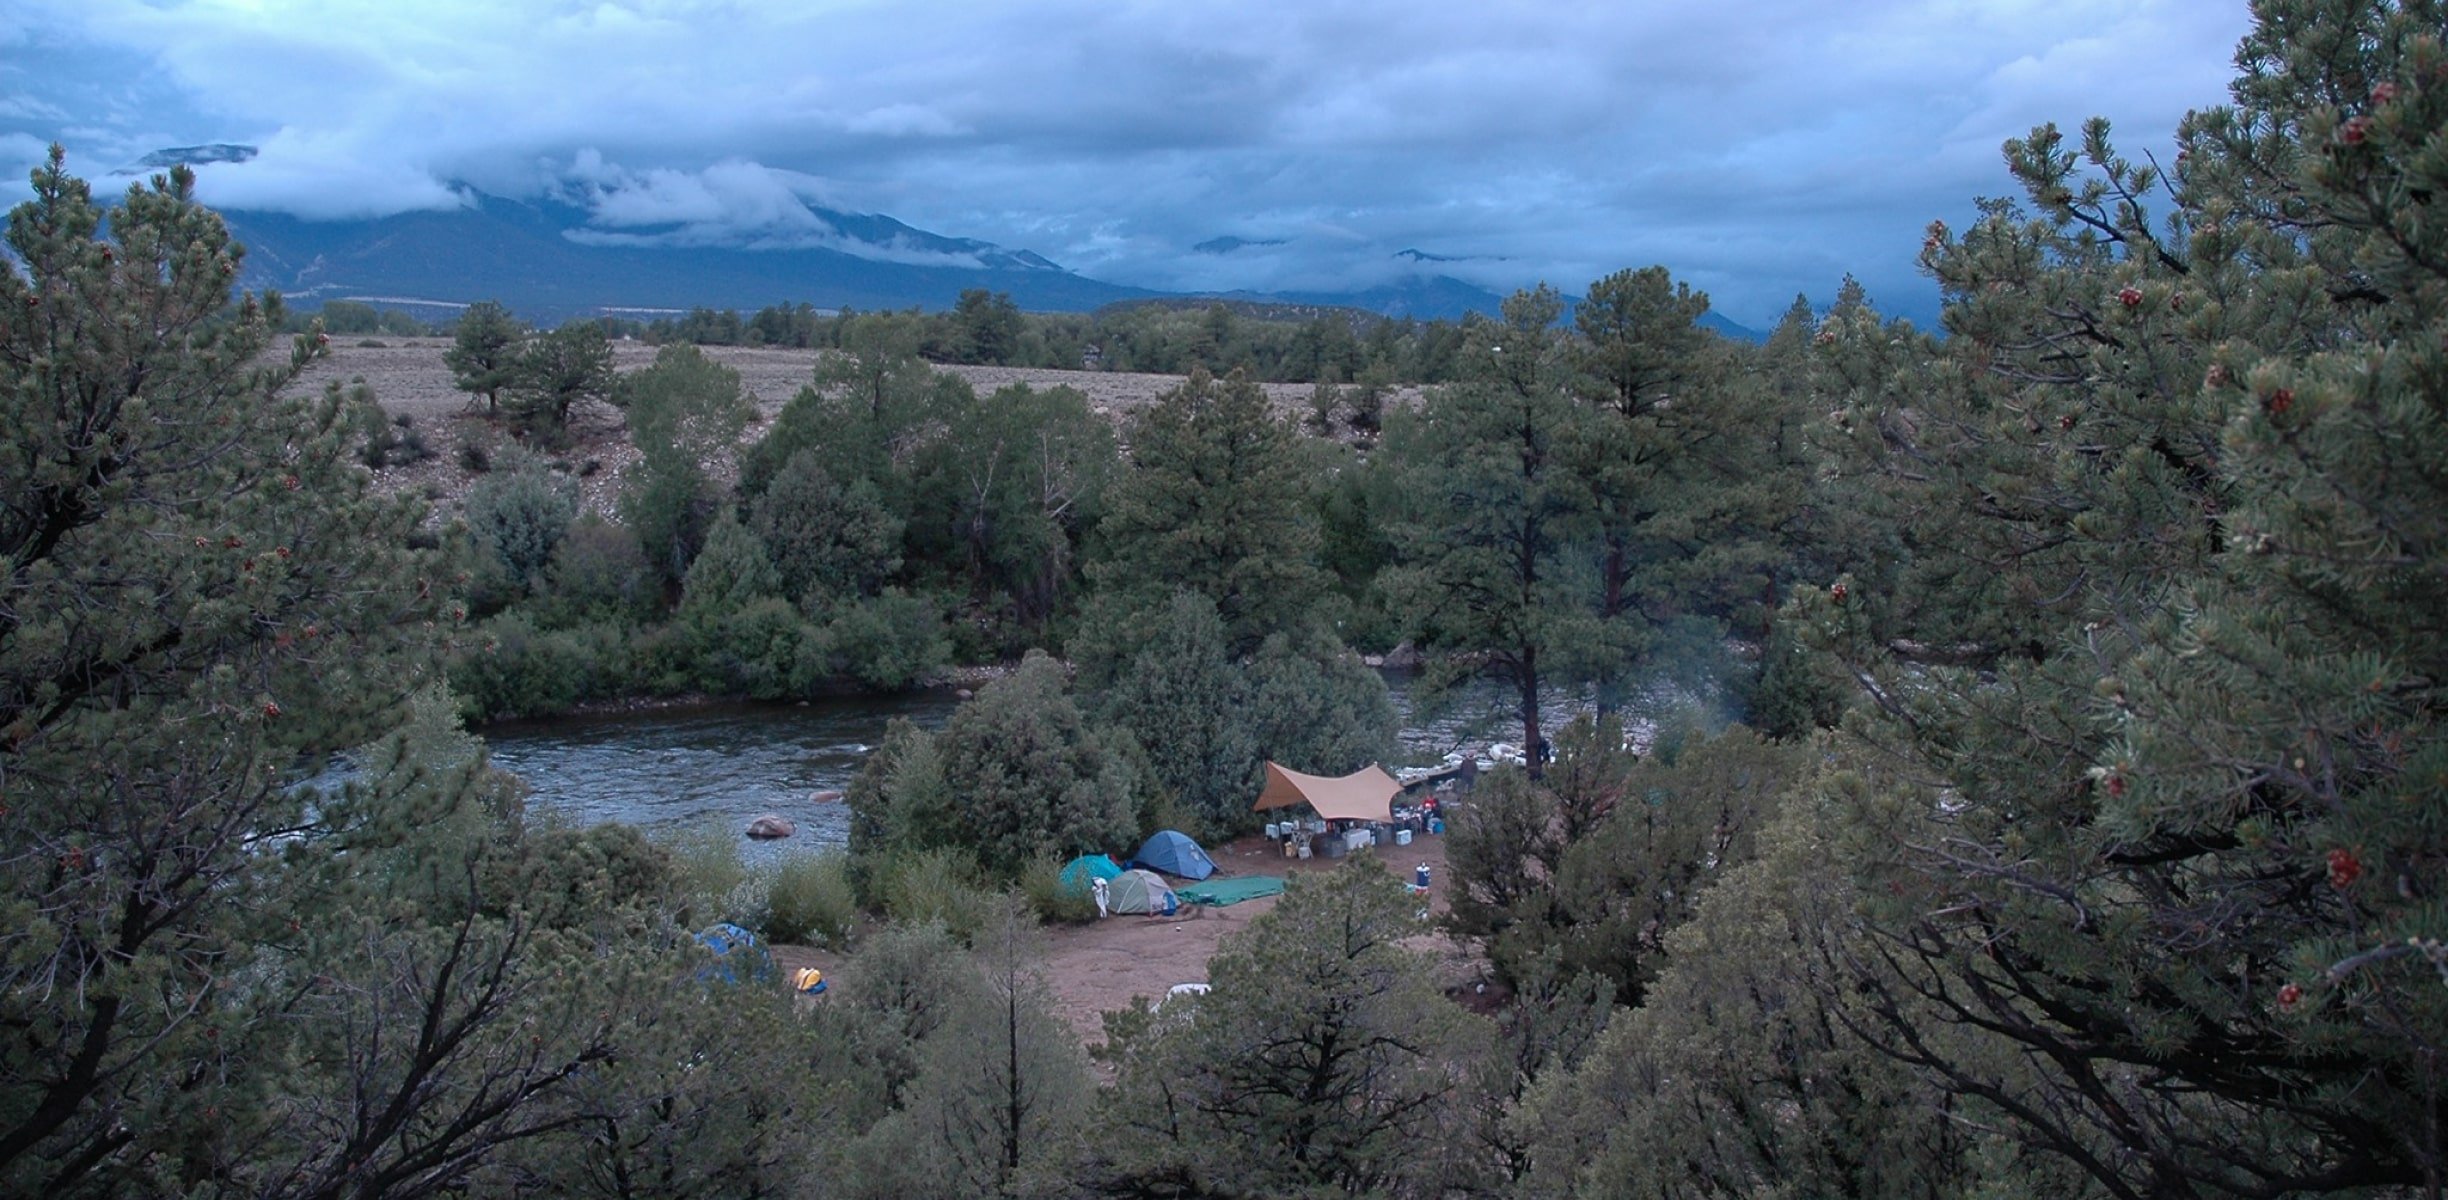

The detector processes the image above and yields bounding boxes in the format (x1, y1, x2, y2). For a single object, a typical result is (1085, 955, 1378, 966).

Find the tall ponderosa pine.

(1385, 286, 1611, 772)
(1568, 267, 1783, 702)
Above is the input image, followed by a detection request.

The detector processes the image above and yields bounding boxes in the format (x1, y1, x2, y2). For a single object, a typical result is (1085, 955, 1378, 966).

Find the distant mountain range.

(150, 145, 1762, 338)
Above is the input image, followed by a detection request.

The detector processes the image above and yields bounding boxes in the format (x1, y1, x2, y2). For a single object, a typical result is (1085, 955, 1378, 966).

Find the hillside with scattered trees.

(2, 1, 2441, 1195)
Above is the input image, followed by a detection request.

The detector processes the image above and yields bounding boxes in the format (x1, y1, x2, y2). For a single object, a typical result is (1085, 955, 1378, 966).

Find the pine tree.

(0, 151, 444, 1193)
(1098, 866, 1478, 1196)
(1095, 591, 1257, 840)
(1567, 267, 1775, 702)
(1797, 3, 2448, 1191)
(504, 319, 615, 443)
(443, 299, 523, 413)
(849, 899, 1094, 1196)
(1087, 368, 1331, 654)
(1384, 286, 1611, 772)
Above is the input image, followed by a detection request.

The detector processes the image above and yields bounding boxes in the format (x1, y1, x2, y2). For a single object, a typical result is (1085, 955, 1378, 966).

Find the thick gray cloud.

(2, 0, 2253, 326)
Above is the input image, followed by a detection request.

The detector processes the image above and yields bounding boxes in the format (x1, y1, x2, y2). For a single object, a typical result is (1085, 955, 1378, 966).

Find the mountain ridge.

(148, 144, 1764, 337)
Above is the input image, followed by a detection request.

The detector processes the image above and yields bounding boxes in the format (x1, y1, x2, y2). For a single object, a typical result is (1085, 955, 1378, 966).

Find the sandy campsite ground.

(772, 829, 1474, 1051)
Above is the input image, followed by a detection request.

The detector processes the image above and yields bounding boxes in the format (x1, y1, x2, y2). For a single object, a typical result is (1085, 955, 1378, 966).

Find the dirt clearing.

(773, 830, 1478, 1051)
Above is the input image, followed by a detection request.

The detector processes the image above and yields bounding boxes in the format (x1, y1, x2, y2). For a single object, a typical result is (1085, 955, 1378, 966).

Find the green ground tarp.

(1175, 876, 1287, 907)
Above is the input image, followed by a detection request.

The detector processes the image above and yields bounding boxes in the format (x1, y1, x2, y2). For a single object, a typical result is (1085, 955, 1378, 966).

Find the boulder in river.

(745, 814, 796, 839)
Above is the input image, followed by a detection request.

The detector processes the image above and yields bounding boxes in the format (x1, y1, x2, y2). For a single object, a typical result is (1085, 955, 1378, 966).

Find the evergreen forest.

(1, 2, 2441, 1195)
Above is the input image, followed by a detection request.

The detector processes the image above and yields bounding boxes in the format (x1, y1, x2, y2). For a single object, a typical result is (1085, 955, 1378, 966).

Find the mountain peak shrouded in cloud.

(1196, 236, 1290, 255)
(1, 1, 2255, 329)
(540, 153, 1066, 271)
(117, 143, 256, 173)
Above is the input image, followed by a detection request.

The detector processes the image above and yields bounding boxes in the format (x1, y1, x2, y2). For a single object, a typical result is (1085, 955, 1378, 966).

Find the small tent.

(1252, 762, 1400, 824)
(1059, 853, 1125, 896)
(1134, 830, 1216, 881)
(693, 922, 778, 987)
(1107, 868, 1180, 916)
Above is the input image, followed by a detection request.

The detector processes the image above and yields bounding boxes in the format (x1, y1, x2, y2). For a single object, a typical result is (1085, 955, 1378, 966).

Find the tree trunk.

(1521, 645, 1544, 782)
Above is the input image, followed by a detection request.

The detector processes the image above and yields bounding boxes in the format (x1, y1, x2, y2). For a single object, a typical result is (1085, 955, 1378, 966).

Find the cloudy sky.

(3, 0, 2252, 327)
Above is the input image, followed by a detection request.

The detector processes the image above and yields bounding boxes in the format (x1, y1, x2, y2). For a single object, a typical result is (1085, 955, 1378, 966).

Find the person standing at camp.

(1093, 876, 1110, 918)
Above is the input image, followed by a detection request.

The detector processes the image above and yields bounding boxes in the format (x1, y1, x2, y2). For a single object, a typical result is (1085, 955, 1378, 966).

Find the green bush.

(761, 851, 858, 947)
(535, 515, 661, 629)
(464, 450, 578, 596)
(820, 589, 951, 690)
(481, 820, 675, 934)
(685, 595, 810, 699)
(660, 824, 760, 930)
(448, 613, 638, 720)
(354, 404, 436, 468)
(871, 846, 996, 944)
(1018, 855, 1100, 926)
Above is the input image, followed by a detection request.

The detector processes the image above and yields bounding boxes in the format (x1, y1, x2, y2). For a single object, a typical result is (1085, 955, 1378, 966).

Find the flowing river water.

(473, 672, 1712, 862)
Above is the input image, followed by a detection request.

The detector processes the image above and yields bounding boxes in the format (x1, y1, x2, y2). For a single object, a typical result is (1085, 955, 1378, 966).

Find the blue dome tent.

(1134, 830, 1217, 881)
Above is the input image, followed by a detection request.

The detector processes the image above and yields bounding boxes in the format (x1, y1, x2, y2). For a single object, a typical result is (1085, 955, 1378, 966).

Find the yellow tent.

(1252, 761, 1400, 823)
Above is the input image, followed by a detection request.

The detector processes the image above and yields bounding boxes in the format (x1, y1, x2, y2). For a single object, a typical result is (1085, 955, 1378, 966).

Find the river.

(474, 672, 1713, 860)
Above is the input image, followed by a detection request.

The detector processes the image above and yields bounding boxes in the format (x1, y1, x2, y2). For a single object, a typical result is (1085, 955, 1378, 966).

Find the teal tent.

(1059, 854, 1124, 896)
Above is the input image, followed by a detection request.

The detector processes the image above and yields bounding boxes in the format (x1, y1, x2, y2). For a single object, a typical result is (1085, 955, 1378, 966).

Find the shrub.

(464, 450, 579, 596)
(536, 515, 660, 629)
(819, 589, 951, 691)
(1018, 855, 1100, 926)
(685, 595, 809, 699)
(761, 851, 857, 947)
(871, 846, 996, 944)
(448, 614, 636, 720)
(660, 824, 760, 930)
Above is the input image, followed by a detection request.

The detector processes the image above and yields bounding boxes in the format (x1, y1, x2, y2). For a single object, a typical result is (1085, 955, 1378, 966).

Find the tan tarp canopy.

(1252, 762, 1399, 823)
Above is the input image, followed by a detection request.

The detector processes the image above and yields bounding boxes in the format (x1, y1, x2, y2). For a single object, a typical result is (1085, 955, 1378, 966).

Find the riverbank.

(474, 660, 1017, 726)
